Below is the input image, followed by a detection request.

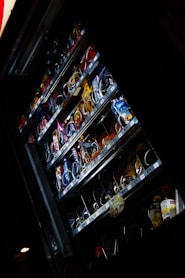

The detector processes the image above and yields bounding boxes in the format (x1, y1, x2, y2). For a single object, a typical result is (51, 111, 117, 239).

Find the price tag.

(140, 173, 145, 180)
(86, 218, 90, 225)
(80, 73, 84, 80)
(68, 182, 73, 190)
(63, 187, 68, 195)
(111, 84, 116, 92)
(107, 144, 111, 150)
(130, 119, 134, 127)
(94, 54, 98, 62)
(118, 131, 123, 138)
(90, 213, 96, 221)
(97, 153, 101, 160)
(100, 98, 104, 105)
(127, 184, 132, 191)
(65, 142, 69, 147)
(153, 161, 159, 169)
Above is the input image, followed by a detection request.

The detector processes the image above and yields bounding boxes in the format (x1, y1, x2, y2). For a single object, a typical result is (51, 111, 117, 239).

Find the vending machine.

(0, 1, 185, 277)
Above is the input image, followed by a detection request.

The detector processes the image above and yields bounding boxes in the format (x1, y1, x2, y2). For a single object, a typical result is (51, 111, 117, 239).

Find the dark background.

(0, 118, 53, 277)
(1, 0, 185, 277)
